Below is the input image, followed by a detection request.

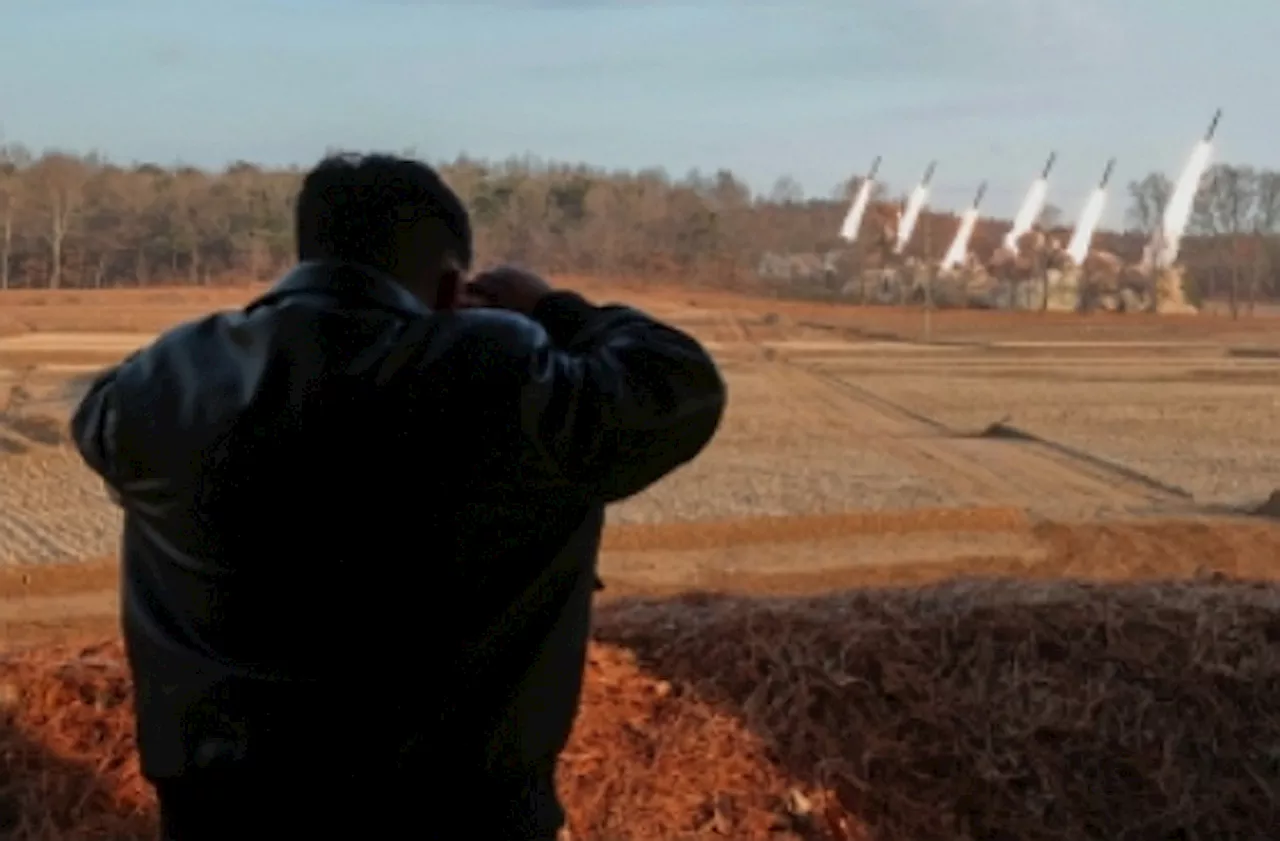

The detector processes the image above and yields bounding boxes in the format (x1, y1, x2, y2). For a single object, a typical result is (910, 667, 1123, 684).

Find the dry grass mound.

(1254, 489, 1280, 518)
(0, 642, 151, 840)
(3, 579, 1280, 840)
(589, 579, 1280, 840)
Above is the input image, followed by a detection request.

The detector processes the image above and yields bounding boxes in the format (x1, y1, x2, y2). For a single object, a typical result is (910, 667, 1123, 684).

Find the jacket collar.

(250, 261, 431, 317)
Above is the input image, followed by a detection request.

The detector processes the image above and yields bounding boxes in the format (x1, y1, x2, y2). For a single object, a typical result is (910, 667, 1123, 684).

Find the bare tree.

(1192, 164, 1259, 317)
(0, 186, 10, 290)
(1125, 172, 1173, 236)
(1252, 171, 1280, 302)
(768, 176, 804, 205)
(0, 162, 18, 291)
(29, 154, 90, 289)
(0, 138, 1273, 303)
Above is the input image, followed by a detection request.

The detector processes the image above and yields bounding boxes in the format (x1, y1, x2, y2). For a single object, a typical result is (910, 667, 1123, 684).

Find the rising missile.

(892, 162, 936, 254)
(1040, 151, 1057, 179)
(971, 180, 988, 208)
(940, 180, 986, 270)
(837, 156, 883, 242)
(1002, 154, 1053, 252)
(1205, 108, 1223, 142)
(1065, 159, 1114, 265)
(1098, 157, 1116, 189)
(1151, 111, 1220, 268)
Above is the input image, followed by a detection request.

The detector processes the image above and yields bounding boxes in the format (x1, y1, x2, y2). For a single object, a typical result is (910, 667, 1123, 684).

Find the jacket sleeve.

(506, 290, 726, 503)
(69, 363, 128, 496)
(70, 345, 151, 500)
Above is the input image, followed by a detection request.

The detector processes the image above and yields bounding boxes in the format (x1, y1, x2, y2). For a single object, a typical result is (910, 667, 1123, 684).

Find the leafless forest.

(1, 144, 1279, 306)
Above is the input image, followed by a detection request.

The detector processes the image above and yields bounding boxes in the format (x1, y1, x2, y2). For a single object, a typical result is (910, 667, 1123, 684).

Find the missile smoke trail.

(893, 187, 928, 253)
(1002, 180, 1047, 251)
(837, 184, 873, 242)
(1149, 111, 1221, 268)
(1065, 159, 1114, 265)
(1065, 190, 1106, 264)
(894, 161, 936, 255)
(1156, 146, 1212, 266)
(838, 156, 881, 242)
(941, 210, 978, 269)
(941, 181, 986, 270)
(1003, 152, 1056, 252)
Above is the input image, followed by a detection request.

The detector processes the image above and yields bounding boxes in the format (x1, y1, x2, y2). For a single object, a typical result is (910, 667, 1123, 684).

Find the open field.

(3, 281, 1280, 599)
(3, 282, 1280, 839)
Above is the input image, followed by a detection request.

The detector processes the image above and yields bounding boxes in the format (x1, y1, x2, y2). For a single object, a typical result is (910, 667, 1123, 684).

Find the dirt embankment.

(4, 575, 1280, 840)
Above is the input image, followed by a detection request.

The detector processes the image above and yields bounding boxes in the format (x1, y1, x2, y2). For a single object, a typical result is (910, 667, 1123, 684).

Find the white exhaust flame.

(1152, 140, 1212, 268)
(838, 179, 875, 242)
(1003, 178, 1048, 252)
(941, 209, 978, 270)
(1066, 188, 1107, 265)
(894, 183, 930, 254)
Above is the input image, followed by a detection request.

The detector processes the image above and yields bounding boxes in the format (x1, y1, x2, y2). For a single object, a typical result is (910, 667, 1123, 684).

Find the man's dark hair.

(295, 153, 473, 272)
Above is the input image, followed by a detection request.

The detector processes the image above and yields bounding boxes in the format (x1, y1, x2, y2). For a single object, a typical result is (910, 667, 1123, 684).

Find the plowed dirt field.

(2, 281, 1279, 642)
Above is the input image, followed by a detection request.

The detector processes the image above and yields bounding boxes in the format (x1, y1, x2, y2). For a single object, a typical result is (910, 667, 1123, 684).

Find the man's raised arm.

(69, 364, 127, 492)
(467, 269, 726, 503)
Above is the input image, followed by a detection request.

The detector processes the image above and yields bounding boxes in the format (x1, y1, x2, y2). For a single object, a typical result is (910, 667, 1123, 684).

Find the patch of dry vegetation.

(4, 578, 1279, 840)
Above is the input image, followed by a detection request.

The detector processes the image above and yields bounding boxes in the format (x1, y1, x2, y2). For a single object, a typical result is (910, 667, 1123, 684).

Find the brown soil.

(6, 576, 1280, 840)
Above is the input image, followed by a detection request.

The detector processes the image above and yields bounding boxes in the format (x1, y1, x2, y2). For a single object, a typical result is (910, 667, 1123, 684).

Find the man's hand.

(463, 266, 553, 315)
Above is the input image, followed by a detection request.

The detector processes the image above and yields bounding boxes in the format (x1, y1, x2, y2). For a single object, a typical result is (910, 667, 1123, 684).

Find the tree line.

(1, 143, 1279, 303)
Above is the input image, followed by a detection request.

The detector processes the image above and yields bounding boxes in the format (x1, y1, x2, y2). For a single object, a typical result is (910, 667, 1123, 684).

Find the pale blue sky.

(0, 0, 1273, 226)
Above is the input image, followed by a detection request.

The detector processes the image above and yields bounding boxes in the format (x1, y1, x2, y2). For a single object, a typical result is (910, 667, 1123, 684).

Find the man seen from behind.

(71, 153, 726, 840)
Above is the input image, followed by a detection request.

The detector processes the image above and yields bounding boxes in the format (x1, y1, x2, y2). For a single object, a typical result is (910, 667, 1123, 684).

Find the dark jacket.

(70, 262, 725, 838)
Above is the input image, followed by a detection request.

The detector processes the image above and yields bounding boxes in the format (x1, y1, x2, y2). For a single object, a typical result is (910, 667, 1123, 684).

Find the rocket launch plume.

(1002, 180, 1048, 251)
(941, 211, 978, 270)
(1066, 190, 1107, 265)
(1065, 159, 1114, 265)
(838, 156, 881, 242)
(941, 181, 987, 270)
(893, 161, 936, 255)
(1151, 111, 1220, 268)
(1003, 152, 1056, 253)
(1066, 190, 1106, 264)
